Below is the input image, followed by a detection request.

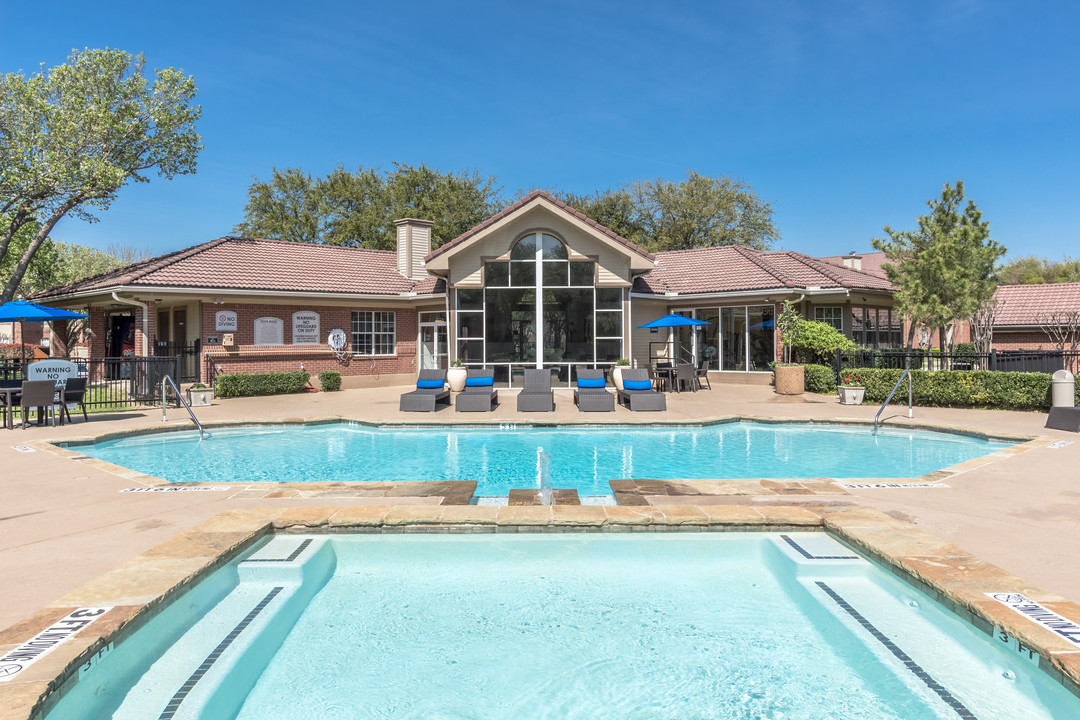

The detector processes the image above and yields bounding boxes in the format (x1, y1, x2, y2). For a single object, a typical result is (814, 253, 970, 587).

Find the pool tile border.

(4, 503, 1080, 719)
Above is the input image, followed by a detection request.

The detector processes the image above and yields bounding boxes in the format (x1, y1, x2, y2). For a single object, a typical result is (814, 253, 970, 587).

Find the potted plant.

(612, 358, 631, 390)
(837, 373, 865, 405)
(447, 358, 468, 392)
(774, 300, 805, 395)
(186, 382, 213, 407)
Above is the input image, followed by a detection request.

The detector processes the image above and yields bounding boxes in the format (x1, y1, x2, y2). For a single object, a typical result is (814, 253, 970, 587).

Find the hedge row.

(319, 371, 342, 392)
(826, 368, 1079, 411)
(804, 364, 835, 394)
(215, 371, 310, 398)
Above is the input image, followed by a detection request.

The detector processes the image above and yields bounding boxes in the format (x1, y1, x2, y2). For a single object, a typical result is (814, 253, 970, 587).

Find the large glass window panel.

(747, 305, 775, 371)
(542, 262, 568, 286)
(458, 312, 484, 340)
(510, 262, 535, 287)
(543, 289, 593, 362)
(511, 235, 536, 259)
(866, 308, 879, 348)
(457, 289, 483, 310)
(699, 309, 720, 369)
(595, 287, 621, 309)
(595, 312, 621, 337)
(852, 308, 865, 346)
(484, 262, 509, 287)
(541, 234, 568, 260)
(485, 289, 535, 362)
(570, 262, 595, 286)
(721, 307, 747, 371)
(595, 339, 621, 363)
(457, 339, 482, 363)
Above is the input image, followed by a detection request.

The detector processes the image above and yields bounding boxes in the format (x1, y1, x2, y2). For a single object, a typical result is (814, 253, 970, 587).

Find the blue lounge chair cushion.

(465, 376, 494, 387)
(416, 378, 444, 389)
(624, 379, 651, 391)
(577, 377, 605, 388)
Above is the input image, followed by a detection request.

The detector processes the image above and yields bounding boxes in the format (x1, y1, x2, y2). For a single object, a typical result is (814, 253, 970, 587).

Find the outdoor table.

(653, 365, 676, 393)
(0, 385, 65, 429)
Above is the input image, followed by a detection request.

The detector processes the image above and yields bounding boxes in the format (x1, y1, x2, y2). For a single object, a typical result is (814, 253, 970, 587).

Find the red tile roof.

(633, 245, 896, 295)
(994, 283, 1080, 326)
(425, 190, 654, 262)
(33, 237, 444, 299)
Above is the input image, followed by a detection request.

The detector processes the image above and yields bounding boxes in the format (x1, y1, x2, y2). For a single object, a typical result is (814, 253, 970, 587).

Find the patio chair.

(675, 362, 697, 393)
(573, 368, 614, 412)
(456, 368, 498, 412)
(19, 380, 62, 428)
(399, 370, 450, 412)
(617, 368, 667, 412)
(695, 359, 712, 390)
(517, 369, 554, 412)
(61, 378, 89, 423)
(0, 379, 20, 430)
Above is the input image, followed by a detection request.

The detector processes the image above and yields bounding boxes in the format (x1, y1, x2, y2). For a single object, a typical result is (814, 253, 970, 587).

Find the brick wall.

(200, 302, 419, 383)
(992, 330, 1058, 351)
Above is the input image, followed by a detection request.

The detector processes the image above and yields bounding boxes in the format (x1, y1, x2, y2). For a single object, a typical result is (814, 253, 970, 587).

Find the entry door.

(420, 324, 448, 370)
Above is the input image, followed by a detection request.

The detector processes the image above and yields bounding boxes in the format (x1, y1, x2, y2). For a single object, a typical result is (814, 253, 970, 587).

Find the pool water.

(71, 422, 1011, 496)
(45, 533, 1080, 719)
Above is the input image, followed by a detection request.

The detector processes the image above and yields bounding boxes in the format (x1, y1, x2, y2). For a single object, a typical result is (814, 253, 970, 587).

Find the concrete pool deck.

(1, 382, 1078, 650)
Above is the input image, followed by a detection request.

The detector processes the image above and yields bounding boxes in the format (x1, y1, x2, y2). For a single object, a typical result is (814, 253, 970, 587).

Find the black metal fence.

(0, 355, 183, 411)
(836, 348, 1080, 377)
(153, 340, 200, 382)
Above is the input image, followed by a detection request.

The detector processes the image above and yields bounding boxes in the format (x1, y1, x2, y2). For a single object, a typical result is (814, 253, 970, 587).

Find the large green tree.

(234, 163, 502, 250)
(0, 47, 201, 304)
(534, 171, 779, 251)
(872, 181, 1005, 349)
(997, 255, 1080, 284)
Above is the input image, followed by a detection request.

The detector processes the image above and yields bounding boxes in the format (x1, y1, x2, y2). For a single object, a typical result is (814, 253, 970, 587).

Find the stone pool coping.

(34, 415, 1045, 499)
(3, 503, 1080, 719)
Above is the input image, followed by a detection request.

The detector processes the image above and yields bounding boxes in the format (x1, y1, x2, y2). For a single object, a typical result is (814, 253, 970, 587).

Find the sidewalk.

(1, 382, 1077, 629)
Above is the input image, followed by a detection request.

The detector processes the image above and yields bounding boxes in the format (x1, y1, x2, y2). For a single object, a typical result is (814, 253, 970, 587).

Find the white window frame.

(351, 310, 396, 356)
(815, 306, 844, 332)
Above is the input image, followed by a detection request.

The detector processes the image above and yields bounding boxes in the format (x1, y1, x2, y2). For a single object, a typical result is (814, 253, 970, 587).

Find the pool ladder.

(873, 369, 913, 432)
(161, 375, 208, 440)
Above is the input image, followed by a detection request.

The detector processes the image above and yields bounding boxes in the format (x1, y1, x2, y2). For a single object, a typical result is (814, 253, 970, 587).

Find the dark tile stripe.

(780, 534, 858, 560)
(158, 586, 284, 720)
(815, 581, 977, 719)
(243, 539, 313, 563)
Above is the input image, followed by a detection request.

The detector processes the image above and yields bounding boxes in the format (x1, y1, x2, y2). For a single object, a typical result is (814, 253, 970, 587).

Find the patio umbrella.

(0, 300, 88, 369)
(636, 313, 712, 329)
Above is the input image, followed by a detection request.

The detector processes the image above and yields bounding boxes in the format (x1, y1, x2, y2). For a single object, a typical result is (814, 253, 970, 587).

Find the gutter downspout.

(111, 292, 149, 356)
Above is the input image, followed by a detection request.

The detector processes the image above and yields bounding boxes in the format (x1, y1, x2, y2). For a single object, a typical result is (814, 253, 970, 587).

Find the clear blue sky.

(3, 0, 1077, 261)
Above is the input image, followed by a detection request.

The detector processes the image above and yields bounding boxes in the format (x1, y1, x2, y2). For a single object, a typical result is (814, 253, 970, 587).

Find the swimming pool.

(42, 532, 1080, 719)
(70, 422, 1012, 497)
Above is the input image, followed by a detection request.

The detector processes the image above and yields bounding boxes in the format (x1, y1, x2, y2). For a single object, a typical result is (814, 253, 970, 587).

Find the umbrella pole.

(20, 319, 25, 375)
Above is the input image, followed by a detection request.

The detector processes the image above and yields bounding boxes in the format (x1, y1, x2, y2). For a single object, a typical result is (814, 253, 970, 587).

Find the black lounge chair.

(617, 368, 667, 411)
(456, 368, 498, 412)
(399, 370, 450, 412)
(517, 368, 554, 412)
(573, 368, 614, 412)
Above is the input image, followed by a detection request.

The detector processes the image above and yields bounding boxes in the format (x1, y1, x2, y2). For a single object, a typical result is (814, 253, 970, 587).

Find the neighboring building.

(33, 191, 897, 387)
(992, 283, 1080, 351)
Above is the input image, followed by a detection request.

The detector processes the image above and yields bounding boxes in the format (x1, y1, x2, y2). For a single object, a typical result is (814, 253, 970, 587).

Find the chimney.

(841, 250, 862, 271)
(394, 218, 434, 280)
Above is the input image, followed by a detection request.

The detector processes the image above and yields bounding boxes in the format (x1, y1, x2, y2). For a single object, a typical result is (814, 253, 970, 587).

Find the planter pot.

(774, 364, 805, 395)
(447, 367, 468, 392)
(186, 388, 213, 407)
(612, 365, 628, 391)
(838, 386, 865, 405)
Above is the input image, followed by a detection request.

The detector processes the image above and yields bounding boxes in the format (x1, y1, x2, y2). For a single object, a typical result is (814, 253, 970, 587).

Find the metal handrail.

(161, 375, 207, 440)
(874, 369, 913, 432)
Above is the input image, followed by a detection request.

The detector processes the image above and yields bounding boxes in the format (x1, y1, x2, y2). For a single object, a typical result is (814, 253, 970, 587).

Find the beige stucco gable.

(424, 196, 654, 287)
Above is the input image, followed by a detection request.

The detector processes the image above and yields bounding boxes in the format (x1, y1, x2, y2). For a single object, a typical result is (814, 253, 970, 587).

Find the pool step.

(508, 488, 580, 505)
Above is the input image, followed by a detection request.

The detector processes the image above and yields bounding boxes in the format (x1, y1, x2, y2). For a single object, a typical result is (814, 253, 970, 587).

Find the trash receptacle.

(1052, 369, 1075, 407)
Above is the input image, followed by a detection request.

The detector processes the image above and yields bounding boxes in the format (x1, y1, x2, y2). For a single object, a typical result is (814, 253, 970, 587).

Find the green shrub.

(319, 370, 342, 392)
(803, 363, 836, 394)
(791, 321, 854, 364)
(851, 368, 1074, 411)
(214, 371, 310, 398)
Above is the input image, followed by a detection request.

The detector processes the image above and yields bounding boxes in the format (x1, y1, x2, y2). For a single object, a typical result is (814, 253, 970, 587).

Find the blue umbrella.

(636, 313, 712, 329)
(0, 300, 88, 367)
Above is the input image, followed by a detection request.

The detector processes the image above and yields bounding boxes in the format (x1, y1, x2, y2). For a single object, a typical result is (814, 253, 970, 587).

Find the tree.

(0, 48, 201, 304)
(234, 163, 503, 250)
(872, 181, 1005, 350)
(998, 255, 1080, 284)
(969, 297, 998, 368)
